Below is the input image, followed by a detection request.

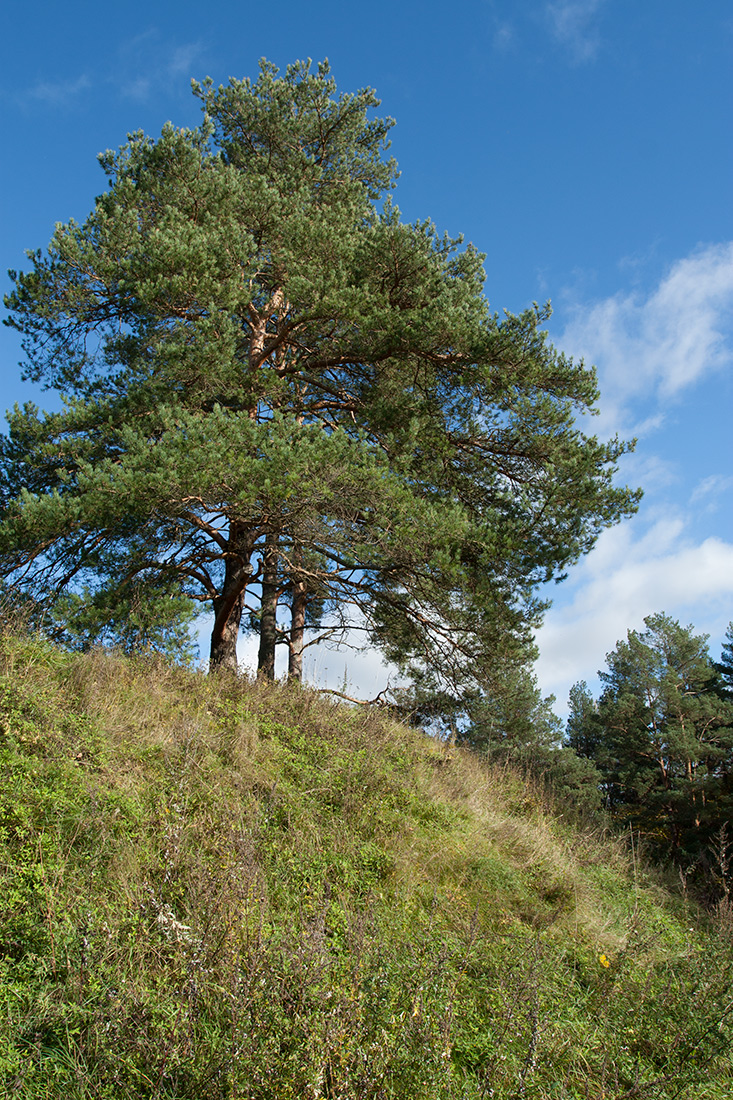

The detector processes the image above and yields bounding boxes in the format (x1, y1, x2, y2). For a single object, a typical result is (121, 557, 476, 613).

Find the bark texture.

(209, 521, 256, 671)
(288, 575, 308, 682)
(257, 533, 279, 680)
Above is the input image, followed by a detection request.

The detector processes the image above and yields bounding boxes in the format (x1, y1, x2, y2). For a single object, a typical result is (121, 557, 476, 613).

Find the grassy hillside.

(1, 630, 732, 1099)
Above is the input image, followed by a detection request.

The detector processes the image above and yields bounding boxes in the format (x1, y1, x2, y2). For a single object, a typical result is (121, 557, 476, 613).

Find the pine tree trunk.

(257, 533, 279, 680)
(288, 576, 308, 682)
(209, 521, 256, 672)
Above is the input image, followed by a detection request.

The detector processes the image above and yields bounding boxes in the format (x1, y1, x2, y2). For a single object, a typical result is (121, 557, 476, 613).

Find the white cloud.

(557, 242, 733, 436)
(534, 518, 733, 713)
(492, 22, 514, 51)
(546, 0, 606, 63)
(167, 44, 203, 79)
(122, 77, 153, 103)
(620, 453, 679, 495)
(117, 33, 207, 101)
(22, 34, 207, 111)
(27, 75, 92, 107)
(690, 473, 733, 507)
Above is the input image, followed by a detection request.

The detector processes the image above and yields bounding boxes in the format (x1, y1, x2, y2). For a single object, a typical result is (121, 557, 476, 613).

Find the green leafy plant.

(1, 631, 731, 1098)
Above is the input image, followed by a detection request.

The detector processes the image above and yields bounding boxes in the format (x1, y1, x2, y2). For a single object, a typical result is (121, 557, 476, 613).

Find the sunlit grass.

(1, 630, 731, 1097)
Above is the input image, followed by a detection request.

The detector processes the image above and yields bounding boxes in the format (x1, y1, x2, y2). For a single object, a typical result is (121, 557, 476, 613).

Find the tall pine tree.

(2, 60, 639, 688)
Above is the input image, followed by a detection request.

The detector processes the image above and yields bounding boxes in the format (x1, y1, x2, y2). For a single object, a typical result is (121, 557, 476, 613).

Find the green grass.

(1, 630, 731, 1098)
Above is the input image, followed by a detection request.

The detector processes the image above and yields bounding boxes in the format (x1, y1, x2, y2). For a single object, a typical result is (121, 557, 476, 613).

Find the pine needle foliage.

(2, 59, 640, 690)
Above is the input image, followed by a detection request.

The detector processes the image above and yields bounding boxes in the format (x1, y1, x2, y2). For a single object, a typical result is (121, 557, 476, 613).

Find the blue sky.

(2, 1, 732, 712)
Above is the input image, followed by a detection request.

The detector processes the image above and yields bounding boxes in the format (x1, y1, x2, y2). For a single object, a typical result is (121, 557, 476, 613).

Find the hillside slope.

(1, 631, 731, 1098)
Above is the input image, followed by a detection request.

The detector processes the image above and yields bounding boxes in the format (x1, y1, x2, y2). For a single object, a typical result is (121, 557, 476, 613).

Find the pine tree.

(566, 681, 602, 760)
(2, 59, 640, 689)
(581, 614, 733, 860)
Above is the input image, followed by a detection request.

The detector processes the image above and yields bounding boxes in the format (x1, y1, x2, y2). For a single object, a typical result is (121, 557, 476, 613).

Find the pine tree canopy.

(1, 58, 641, 691)
(567, 613, 733, 862)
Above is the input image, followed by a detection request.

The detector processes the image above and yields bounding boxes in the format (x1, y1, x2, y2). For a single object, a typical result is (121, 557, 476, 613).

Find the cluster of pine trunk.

(210, 526, 310, 682)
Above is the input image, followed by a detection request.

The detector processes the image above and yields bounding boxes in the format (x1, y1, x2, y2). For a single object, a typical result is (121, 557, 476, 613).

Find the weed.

(1, 631, 732, 1097)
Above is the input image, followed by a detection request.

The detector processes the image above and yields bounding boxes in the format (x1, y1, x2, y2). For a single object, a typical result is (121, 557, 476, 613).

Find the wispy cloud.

(21, 33, 207, 112)
(122, 76, 153, 103)
(167, 43, 203, 80)
(116, 31, 208, 102)
(557, 242, 733, 436)
(690, 473, 733, 508)
(27, 74, 92, 108)
(546, 0, 607, 63)
(492, 22, 514, 52)
(621, 453, 679, 495)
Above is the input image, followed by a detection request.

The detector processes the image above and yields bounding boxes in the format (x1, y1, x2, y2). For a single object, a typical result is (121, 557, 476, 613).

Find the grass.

(1, 629, 732, 1098)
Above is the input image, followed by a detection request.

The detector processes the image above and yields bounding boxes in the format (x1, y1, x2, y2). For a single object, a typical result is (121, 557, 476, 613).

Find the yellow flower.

(599, 953, 611, 968)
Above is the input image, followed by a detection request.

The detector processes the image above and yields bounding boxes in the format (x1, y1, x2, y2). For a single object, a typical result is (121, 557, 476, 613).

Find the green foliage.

(49, 575, 199, 662)
(715, 620, 733, 698)
(568, 614, 733, 879)
(2, 58, 640, 688)
(1, 631, 732, 1097)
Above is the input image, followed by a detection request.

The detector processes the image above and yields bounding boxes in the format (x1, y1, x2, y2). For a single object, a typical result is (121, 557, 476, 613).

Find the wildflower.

(599, 953, 611, 968)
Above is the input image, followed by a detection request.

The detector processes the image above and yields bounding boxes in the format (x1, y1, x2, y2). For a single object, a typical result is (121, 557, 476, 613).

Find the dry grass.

(2, 632, 732, 1098)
